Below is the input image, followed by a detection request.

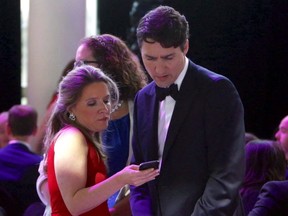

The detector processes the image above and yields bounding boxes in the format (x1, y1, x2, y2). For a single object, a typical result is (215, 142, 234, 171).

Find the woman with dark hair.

(74, 34, 147, 213)
(44, 65, 158, 215)
(240, 139, 287, 215)
(75, 34, 147, 178)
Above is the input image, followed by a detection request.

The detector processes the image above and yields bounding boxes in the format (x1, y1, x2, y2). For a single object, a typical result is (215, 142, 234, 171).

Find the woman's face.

(70, 81, 111, 133)
(75, 44, 99, 68)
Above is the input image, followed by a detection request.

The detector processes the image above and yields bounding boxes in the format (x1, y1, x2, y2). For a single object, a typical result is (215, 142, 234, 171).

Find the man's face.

(0, 123, 9, 148)
(0, 114, 8, 148)
(140, 40, 188, 88)
(275, 115, 288, 159)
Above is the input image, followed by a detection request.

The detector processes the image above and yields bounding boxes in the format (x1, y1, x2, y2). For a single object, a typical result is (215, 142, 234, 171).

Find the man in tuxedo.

(129, 6, 245, 216)
(0, 104, 43, 215)
(248, 180, 288, 216)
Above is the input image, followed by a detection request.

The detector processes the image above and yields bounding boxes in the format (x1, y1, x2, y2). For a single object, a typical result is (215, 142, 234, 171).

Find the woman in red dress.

(44, 65, 159, 215)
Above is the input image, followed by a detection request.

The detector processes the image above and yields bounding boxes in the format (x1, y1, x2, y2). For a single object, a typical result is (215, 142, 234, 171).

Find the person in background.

(248, 180, 288, 216)
(129, 5, 245, 215)
(240, 139, 287, 215)
(0, 104, 43, 216)
(275, 115, 288, 179)
(44, 65, 158, 215)
(245, 132, 259, 144)
(0, 111, 9, 148)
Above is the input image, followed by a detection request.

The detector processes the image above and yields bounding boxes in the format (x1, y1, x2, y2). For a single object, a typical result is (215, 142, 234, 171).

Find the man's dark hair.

(8, 105, 37, 136)
(136, 5, 189, 51)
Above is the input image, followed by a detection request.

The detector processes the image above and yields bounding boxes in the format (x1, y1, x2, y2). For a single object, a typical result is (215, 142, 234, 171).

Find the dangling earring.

(69, 113, 76, 121)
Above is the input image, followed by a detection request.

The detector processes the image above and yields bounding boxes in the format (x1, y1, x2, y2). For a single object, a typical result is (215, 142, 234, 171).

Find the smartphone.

(139, 160, 159, 170)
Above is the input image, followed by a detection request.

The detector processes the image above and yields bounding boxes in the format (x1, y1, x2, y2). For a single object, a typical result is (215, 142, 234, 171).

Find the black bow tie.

(155, 83, 179, 101)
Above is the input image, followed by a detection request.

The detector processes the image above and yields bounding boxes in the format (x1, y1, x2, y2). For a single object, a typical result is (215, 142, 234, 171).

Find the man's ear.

(32, 126, 38, 135)
(5, 123, 11, 136)
(183, 39, 189, 55)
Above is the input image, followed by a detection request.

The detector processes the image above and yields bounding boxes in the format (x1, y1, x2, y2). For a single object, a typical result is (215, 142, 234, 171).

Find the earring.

(69, 113, 76, 121)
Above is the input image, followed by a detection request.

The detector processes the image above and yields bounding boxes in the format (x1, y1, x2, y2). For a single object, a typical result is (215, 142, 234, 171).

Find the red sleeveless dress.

(47, 129, 110, 216)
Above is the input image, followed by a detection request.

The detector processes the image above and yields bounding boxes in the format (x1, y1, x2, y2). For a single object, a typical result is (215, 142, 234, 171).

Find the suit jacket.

(130, 60, 245, 216)
(0, 143, 43, 215)
(248, 180, 288, 216)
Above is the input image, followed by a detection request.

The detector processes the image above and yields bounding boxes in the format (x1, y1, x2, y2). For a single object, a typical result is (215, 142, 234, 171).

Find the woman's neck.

(110, 100, 129, 120)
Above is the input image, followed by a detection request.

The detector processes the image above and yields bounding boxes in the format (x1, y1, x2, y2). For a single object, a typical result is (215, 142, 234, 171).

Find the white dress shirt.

(158, 57, 189, 165)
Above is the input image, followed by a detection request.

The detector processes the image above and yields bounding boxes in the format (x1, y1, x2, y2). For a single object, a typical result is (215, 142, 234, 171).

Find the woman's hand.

(116, 165, 160, 187)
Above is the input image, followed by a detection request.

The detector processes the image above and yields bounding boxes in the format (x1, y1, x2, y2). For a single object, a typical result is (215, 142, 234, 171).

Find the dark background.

(0, 1, 21, 112)
(1, 0, 288, 139)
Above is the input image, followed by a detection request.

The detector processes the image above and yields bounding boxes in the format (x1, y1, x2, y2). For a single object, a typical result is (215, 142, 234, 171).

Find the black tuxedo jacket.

(130, 60, 245, 216)
(248, 180, 288, 216)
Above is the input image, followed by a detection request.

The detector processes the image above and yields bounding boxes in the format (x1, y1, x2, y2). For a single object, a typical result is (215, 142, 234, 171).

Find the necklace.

(111, 100, 123, 113)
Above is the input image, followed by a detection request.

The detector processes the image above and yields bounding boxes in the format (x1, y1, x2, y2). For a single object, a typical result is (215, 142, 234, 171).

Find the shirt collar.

(9, 139, 32, 151)
(174, 57, 188, 90)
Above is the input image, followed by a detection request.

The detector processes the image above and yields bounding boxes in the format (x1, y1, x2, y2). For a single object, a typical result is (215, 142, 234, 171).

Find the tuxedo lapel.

(142, 84, 160, 160)
(162, 62, 200, 163)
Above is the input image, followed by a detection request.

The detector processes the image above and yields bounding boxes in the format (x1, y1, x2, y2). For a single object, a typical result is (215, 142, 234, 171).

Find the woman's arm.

(36, 158, 50, 205)
(54, 127, 159, 215)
